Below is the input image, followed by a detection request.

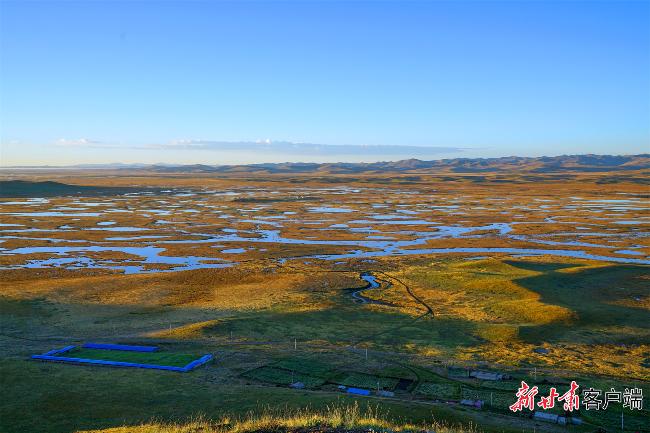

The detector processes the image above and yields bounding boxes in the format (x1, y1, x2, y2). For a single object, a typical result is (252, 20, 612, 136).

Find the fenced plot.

(67, 348, 198, 366)
(271, 358, 333, 377)
(460, 388, 513, 409)
(243, 366, 327, 388)
(331, 372, 400, 391)
(31, 344, 212, 372)
(415, 382, 461, 400)
(474, 380, 519, 391)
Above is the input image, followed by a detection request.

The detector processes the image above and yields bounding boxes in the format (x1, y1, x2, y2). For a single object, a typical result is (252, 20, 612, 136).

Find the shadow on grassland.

(204, 305, 481, 349)
(504, 261, 650, 345)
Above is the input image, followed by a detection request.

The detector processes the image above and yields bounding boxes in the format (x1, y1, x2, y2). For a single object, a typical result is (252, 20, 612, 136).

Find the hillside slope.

(78, 405, 476, 433)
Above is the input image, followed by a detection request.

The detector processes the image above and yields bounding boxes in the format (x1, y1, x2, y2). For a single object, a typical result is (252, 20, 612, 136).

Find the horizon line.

(1, 152, 648, 169)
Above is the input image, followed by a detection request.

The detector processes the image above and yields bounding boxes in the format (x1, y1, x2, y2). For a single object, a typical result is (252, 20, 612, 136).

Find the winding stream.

(350, 273, 383, 303)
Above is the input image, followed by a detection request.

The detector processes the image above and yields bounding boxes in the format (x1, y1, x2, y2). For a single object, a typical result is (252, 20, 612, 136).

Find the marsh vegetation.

(1, 171, 648, 432)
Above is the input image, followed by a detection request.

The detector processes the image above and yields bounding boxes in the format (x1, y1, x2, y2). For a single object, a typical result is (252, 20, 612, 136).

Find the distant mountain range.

(4, 154, 649, 174)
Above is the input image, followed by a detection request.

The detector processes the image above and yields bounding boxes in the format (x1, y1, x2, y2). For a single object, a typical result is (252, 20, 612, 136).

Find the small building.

(347, 387, 371, 396)
(469, 370, 506, 381)
(460, 399, 484, 409)
(533, 411, 567, 425)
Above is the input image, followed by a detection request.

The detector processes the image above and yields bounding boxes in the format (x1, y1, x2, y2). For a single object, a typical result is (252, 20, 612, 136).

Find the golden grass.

(77, 403, 477, 433)
(0, 265, 358, 312)
(377, 257, 650, 379)
(460, 341, 650, 378)
(382, 258, 576, 325)
(146, 319, 223, 338)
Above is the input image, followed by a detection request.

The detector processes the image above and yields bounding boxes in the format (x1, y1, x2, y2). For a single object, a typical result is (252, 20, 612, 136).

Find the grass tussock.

(78, 403, 477, 433)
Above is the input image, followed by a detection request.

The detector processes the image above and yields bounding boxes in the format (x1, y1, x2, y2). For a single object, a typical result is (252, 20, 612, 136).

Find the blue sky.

(1, 1, 648, 166)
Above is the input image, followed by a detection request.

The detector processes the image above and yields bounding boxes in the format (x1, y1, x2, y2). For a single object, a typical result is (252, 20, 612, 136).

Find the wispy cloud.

(55, 138, 105, 147)
(47, 138, 466, 162)
(149, 140, 464, 156)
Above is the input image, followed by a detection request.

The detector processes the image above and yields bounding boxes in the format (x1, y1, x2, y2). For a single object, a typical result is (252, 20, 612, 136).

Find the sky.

(0, 1, 649, 166)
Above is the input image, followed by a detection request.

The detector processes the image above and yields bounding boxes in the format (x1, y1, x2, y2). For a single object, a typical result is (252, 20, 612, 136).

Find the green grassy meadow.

(52, 348, 201, 367)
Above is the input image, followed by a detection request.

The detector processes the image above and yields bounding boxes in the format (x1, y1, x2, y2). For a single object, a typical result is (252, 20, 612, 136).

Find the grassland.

(1, 171, 648, 433)
(78, 403, 478, 433)
(51, 347, 202, 367)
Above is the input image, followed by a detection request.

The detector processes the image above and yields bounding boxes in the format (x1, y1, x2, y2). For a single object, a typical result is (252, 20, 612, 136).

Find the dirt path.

(368, 269, 434, 316)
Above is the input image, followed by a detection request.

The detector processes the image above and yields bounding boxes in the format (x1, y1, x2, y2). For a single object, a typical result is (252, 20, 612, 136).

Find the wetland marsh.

(1, 171, 648, 433)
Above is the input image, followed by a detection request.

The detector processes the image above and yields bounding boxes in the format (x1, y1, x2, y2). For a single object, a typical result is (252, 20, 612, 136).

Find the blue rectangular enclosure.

(31, 344, 212, 372)
(82, 343, 158, 352)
